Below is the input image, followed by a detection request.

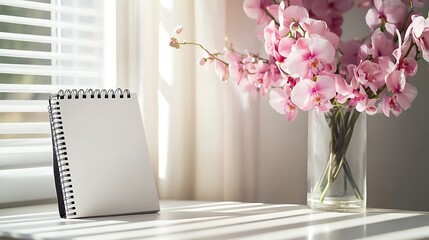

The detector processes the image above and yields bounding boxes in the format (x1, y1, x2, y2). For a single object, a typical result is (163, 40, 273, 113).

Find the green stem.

(369, 84, 386, 100)
(332, 157, 344, 180)
(316, 108, 364, 203)
(179, 41, 229, 66)
(315, 152, 333, 192)
(263, 7, 280, 26)
(343, 157, 363, 200)
(404, 42, 415, 59)
(320, 155, 333, 203)
(315, 110, 340, 193)
(415, 48, 421, 61)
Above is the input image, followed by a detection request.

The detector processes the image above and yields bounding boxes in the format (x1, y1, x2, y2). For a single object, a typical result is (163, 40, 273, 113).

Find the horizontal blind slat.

(0, 151, 51, 169)
(0, 122, 50, 134)
(0, 64, 101, 78)
(0, 145, 52, 169)
(0, 167, 55, 204)
(0, 14, 101, 32)
(0, 100, 48, 112)
(0, 138, 52, 147)
(0, 32, 100, 47)
(0, 84, 95, 93)
(0, 49, 99, 62)
(0, 145, 51, 154)
(0, 0, 102, 16)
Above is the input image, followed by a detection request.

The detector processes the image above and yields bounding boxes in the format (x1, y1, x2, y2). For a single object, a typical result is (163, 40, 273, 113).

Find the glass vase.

(307, 107, 366, 211)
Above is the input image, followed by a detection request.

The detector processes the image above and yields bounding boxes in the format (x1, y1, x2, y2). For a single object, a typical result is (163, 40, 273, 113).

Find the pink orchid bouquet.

(170, 0, 428, 205)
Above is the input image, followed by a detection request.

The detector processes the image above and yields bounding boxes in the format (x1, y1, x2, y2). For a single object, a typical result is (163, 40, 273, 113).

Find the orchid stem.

(263, 7, 280, 26)
(343, 157, 363, 200)
(316, 108, 363, 203)
(180, 41, 229, 66)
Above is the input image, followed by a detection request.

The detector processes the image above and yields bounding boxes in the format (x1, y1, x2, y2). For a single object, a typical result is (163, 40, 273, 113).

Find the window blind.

(0, 0, 113, 205)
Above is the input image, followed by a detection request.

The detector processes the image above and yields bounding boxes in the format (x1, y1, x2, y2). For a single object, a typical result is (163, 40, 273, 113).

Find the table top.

(1, 200, 429, 240)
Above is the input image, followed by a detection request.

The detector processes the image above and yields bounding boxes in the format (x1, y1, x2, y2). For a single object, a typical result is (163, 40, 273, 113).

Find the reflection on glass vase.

(307, 107, 366, 212)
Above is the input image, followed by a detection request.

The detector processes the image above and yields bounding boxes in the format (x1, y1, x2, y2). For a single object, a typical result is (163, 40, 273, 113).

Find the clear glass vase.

(307, 107, 366, 211)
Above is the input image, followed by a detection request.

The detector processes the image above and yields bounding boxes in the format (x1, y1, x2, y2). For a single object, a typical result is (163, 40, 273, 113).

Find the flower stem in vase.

(308, 107, 366, 211)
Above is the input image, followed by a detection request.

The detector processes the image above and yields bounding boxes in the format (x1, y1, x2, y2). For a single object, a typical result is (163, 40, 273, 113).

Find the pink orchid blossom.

(256, 4, 279, 40)
(278, 37, 296, 59)
(264, 21, 286, 62)
(359, 30, 395, 60)
(397, 57, 418, 76)
(362, 99, 378, 115)
(225, 49, 246, 84)
(264, 62, 283, 89)
(229, 63, 244, 84)
(365, 0, 407, 35)
(380, 94, 402, 117)
(240, 61, 265, 96)
(380, 67, 418, 117)
(311, 0, 353, 18)
(225, 49, 241, 63)
(385, 69, 417, 110)
(283, 34, 336, 78)
(250, 60, 284, 92)
(392, 31, 418, 76)
(168, 0, 429, 121)
(243, 0, 277, 24)
(241, 62, 280, 97)
(350, 60, 385, 94)
(334, 75, 376, 115)
(339, 39, 362, 74)
(335, 74, 355, 103)
(245, 60, 281, 95)
(317, 11, 345, 36)
(269, 86, 299, 121)
(286, 75, 300, 88)
(278, 4, 309, 36)
(352, 88, 374, 114)
(406, 15, 429, 62)
(214, 60, 229, 81)
(348, 89, 376, 115)
(300, 18, 340, 48)
(291, 75, 336, 112)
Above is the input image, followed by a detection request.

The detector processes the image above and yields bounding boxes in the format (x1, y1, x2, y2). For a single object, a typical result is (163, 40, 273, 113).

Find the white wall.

(227, 0, 429, 211)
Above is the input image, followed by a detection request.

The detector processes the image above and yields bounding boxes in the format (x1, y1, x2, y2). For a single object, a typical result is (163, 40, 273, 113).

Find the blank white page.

(56, 93, 159, 218)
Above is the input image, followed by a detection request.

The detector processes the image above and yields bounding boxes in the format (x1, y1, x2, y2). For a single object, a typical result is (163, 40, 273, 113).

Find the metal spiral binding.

(48, 95, 76, 217)
(56, 88, 131, 99)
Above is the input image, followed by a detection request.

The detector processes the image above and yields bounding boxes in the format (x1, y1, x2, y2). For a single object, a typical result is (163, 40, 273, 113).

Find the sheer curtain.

(116, 0, 294, 202)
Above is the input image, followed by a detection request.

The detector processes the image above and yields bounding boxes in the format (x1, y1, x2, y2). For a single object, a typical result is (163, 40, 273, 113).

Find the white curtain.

(116, 0, 308, 203)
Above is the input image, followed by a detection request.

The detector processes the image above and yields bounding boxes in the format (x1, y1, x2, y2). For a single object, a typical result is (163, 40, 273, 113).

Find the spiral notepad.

(48, 89, 159, 219)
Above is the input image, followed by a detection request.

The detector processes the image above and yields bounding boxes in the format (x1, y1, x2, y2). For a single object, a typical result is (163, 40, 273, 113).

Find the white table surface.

(1, 200, 429, 240)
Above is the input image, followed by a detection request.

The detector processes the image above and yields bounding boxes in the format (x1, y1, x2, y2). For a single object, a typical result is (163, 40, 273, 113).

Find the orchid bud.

(169, 37, 180, 49)
(174, 25, 183, 34)
(215, 60, 229, 82)
(198, 58, 207, 66)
